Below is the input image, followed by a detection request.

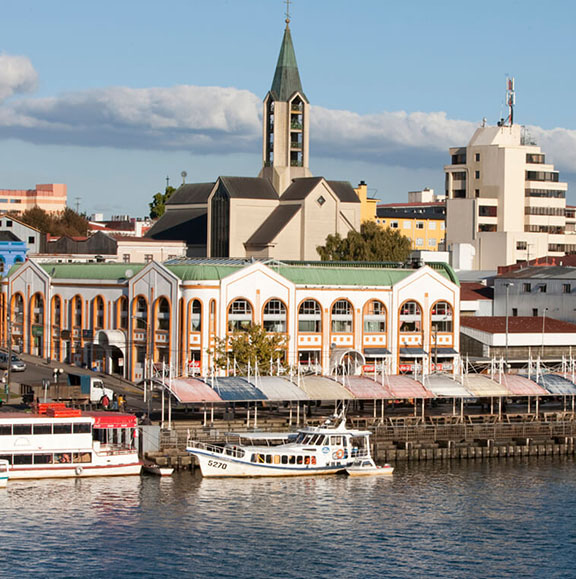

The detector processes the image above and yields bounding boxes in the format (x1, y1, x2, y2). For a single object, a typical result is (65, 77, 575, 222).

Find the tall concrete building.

(445, 123, 571, 270)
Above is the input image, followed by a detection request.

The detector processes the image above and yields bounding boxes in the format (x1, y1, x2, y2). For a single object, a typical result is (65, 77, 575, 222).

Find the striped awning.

(425, 374, 473, 398)
(335, 375, 394, 399)
(385, 374, 434, 398)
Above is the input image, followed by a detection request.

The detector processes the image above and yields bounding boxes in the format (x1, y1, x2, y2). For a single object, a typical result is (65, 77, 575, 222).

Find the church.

(146, 19, 362, 260)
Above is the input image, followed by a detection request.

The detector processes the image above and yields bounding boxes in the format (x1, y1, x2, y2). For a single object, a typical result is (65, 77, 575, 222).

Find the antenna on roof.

(181, 171, 187, 185)
(505, 76, 515, 126)
(166, 176, 170, 188)
(74, 197, 81, 213)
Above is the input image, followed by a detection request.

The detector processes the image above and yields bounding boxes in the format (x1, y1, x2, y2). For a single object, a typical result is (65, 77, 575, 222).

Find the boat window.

(0, 426, 11, 436)
(53, 424, 73, 434)
(311, 456, 316, 465)
(34, 454, 53, 464)
(0, 454, 12, 464)
(304, 456, 310, 465)
(33, 424, 52, 435)
(13, 454, 33, 465)
(281, 455, 288, 464)
(303, 435, 313, 444)
(55, 453, 71, 463)
(73, 423, 91, 434)
(250, 454, 257, 463)
(13, 424, 32, 435)
(330, 436, 342, 446)
(265, 455, 272, 464)
(274, 455, 280, 464)
(73, 452, 91, 463)
(297, 456, 303, 465)
(342, 437, 348, 447)
(288, 456, 296, 464)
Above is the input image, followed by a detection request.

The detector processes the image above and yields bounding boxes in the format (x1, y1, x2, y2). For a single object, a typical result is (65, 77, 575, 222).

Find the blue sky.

(1, 0, 576, 217)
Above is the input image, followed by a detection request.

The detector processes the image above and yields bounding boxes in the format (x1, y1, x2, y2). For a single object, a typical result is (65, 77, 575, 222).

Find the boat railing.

(187, 440, 246, 459)
(96, 444, 137, 456)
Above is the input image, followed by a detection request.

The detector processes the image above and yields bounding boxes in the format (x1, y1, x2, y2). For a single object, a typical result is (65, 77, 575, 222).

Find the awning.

(329, 348, 365, 374)
(461, 374, 510, 397)
(385, 375, 434, 398)
(533, 374, 576, 395)
(86, 412, 138, 428)
(335, 375, 394, 399)
(425, 375, 473, 398)
(363, 348, 391, 357)
(430, 348, 458, 357)
(95, 329, 126, 350)
(243, 376, 309, 401)
(499, 374, 548, 396)
(167, 378, 223, 403)
(399, 348, 428, 357)
(290, 375, 354, 400)
(201, 377, 268, 401)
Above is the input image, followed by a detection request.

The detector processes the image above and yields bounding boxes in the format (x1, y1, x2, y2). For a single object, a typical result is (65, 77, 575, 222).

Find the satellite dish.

(181, 171, 187, 184)
(125, 269, 134, 279)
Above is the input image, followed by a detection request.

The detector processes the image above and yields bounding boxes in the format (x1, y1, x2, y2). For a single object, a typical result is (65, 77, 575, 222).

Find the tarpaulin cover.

(201, 377, 268, 401)
(87, 412, 138, 428)
(168, 378, 223, 403)
(385, 375, 434, 398)
(499, 374, 548, 396)
(243, 376, 310, 401)
(290, 375, 354, 400)
(425, 375, 473, 398)
(335, 376, 394, 399)
(462, 374, 510, 397)
(534, 374, 576, 395)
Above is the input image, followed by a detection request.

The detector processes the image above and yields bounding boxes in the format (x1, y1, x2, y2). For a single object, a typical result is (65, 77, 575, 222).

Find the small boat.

(345, 457, 394, 477)
(186, 415, 387, 478)
(0, 459, 9, 488)
(142, 463, 174, 477)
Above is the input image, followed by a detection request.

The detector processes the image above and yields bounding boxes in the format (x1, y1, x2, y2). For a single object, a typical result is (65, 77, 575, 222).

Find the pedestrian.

(118, 394, 126, 412)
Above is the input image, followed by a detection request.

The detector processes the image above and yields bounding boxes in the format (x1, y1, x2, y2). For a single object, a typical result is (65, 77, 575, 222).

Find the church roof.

(219, 177, 278, 200)
(326, 181, 361, 203)
(281, 177, 360, 203)
(146, 208, 207, 245)
(245, 204, 301, 246)
(167, 183, 214, 206)
(270, 25, 308, 103)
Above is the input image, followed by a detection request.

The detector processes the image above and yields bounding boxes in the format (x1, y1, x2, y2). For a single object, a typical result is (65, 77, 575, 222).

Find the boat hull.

(7, 462, 142, 480)
(188, 448, 347, 478)
(0, 476, 7, 488)
(346, 466, 394, 477)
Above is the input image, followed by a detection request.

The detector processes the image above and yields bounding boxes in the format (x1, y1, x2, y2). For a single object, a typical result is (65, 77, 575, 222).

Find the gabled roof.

(280, 177, 360, 203)
(327, 181, 360, 203)
(245, 204, 301, 246)
(146, 208, 207, 245)
(166, 182, 214, 206)
(500, 266, 576, 280)
(218, 177, 278, 200)
(270, 24, 307, 103)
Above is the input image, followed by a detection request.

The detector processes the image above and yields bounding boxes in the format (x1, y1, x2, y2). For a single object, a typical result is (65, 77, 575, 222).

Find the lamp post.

(541, 307, 549, 359)
(53, 368, 63, 401)
(504, 282, 514, 368)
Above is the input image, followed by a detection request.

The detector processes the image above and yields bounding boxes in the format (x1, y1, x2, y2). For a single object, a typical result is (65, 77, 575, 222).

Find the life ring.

(75, 466, 83, 476)
(332, 449, 344, 460)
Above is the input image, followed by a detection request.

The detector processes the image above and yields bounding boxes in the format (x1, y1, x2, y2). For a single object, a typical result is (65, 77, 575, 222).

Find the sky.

(1, 0, 576, 218)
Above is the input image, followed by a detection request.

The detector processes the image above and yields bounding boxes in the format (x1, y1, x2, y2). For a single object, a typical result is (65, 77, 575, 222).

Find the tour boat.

(345, 457, 394, 477)
(186, 416, 383, 478)
(0, 408, 142, 480)
(0, 459, 8, 487)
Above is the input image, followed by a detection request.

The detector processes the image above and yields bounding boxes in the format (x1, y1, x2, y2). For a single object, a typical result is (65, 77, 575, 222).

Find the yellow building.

(354, 181, 380, 223)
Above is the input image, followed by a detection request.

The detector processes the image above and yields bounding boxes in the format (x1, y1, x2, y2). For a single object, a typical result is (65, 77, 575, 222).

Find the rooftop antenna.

(285, 0, 292, 24)
(506, 76, 515, 126)
(181, 171, 187, 185)
(74, 197, 81, 213)
(165, 176, 170, 189)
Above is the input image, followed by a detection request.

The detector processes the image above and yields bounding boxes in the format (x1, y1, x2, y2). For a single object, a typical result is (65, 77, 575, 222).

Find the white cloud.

(0, 54, 38, 101)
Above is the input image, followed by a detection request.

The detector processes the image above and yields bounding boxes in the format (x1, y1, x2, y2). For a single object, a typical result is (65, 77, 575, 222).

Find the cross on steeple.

(285, 0, 291, 24)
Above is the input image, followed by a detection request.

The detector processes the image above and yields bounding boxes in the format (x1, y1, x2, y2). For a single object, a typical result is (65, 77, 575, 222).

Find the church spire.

(270, 23, 307, 103)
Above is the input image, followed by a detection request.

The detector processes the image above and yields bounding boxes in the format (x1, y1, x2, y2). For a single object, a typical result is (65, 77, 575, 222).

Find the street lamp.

(504, 282, 514, 368)
(541, 307, 549, 359)
(53, 368, 63, 401)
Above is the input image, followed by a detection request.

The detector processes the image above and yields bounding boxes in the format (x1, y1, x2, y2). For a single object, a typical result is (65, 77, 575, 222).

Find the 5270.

(207, 460, 228, 470)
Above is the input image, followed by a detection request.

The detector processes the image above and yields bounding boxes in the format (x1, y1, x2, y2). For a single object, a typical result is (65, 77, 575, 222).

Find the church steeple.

(259, 18, 311, 195)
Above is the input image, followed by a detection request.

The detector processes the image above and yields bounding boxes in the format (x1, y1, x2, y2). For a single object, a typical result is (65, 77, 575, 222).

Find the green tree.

(317, 220, 412, 262)
(212, 324, 287, 374)
(149, 185, 176, 219)
(14, 206, 89, 237)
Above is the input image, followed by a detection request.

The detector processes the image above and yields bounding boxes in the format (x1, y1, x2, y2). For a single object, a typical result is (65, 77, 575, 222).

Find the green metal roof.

(270, 25, 307, 102)
(37, 263, 146, 280)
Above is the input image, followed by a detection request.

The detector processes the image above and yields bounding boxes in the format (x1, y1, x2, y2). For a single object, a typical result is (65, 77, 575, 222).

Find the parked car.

(0, 351, 26, 372)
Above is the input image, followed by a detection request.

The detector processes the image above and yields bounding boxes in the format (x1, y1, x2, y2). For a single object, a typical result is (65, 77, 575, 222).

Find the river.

(1, 457, 576, 578)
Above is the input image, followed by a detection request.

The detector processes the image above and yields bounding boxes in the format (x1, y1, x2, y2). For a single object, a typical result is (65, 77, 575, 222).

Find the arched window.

(228, 299, 252, 332)
(30, 293, 44, 325)
(117, 296, 128, 330)
(331, 300, 353, 333)
(190, 300, 202, 332)
(399, 301, 422, 333)
(363, 300, 386, 333)
(11, 293, 24, 324)
(156, 297, 170, 331)
(263, 299, 287, 333)
(431, 301, 453, 333)
(298, 299, 321, 333)
(71, 295, 83, 328)
(93, 296, 105, 329)
(52, 296, 62, 327)
(134, 296, 148, 329)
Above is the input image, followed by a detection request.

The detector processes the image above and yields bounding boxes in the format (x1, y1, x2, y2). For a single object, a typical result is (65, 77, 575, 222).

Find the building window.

(298, 300, 321, 333)
(263, 299, 287, 333)
(28, 236, 34, 244)
(512, 308, 518, 317)
(517, 241, 527, 251)
(440, 223, 445, 230)
(93, 296, 105, 329)
(523, 283, 531, 293)
(363, 300, 386, 333)
(563, 284, 571, 294)
(117, 296, 128, 330)
(475, 171, 480, 179)
(429, 221, 436, 230)
(317, 196, 326, 207)
(134, 296, 148, 329)
(72, 295, 83, 327)
(475, 153, 480, 162)
(6, 220, 12, 227)
(399, 301, 422, 332)
(156, 297, 170, 331)
(144, 254, 153, 263)
(189, 300, 201, 332)
(431, 302, 453, 333)
(475, 189, 480, 198)
(532, 308, 538, 317)
(428, 239, 436, 247)
(390, 221, 398, 229)
(539, 284, 547, 293)
(228, 299, 252, 332)
(416, 222, 424, 230)
(123, 254, 130, 263)
(403, 221, 411, 229)
(331, 300, 353, 333)
(415, 238, 424, 246)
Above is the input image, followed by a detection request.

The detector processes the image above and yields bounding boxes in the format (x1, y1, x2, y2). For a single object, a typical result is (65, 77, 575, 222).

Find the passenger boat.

(186, 416, 382, 478)
(0, 459, 9, 487)
(0, 408, 142, 480)
(345, 457, 394, 477)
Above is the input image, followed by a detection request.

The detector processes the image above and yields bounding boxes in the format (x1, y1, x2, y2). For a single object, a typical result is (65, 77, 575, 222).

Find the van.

(0, 351, 26, 372)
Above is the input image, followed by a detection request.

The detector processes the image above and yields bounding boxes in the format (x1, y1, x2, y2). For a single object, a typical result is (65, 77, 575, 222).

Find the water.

(2, 458, 576, 578)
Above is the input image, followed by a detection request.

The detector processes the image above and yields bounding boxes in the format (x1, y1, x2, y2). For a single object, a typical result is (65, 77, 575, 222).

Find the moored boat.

(345, 457, 394, 477)
(0, 407, 142, 480)
(186, 416, 386, 478)
(0, 458, 9, 487)
(142, 463, 174, 477)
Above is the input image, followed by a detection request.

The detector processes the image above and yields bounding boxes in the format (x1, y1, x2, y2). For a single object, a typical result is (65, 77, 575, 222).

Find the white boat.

(186, 416, 384, 478)
(345, 457, 394, 477)
(142, 463, 174, 477)
(0, 409, 142, 480)
(0, 459, 9, 487)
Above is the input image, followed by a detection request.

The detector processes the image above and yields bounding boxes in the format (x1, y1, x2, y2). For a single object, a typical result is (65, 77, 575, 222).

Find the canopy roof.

(499, 374, 548, 396)
(335, 376, 394, 399)
(462, 374, 510, 397)
(243, 376, 309, 400)
(424, 374, 473, 398)
(532, 373, 576, 395)
(289, 375, 354, 400)
(385, 375, 433, 399)
(167, 378, 223, 403)
(200, 377, 267, 401)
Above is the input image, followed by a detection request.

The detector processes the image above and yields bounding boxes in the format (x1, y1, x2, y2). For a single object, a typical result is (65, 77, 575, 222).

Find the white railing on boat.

(187, 440, 246, 459)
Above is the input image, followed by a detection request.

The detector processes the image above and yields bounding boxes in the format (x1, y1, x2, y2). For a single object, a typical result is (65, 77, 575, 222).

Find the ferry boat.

(0, 409, 142, 480)
(186, 416, 384, 478)
(0, 459, 8, 487)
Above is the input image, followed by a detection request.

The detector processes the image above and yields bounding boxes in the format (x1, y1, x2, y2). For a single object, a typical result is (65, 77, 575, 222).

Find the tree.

(317, 221, 412, 262)
(149, 185, 176, 219)
(14, 206, 89, 237)
(212, 324, 287, 374)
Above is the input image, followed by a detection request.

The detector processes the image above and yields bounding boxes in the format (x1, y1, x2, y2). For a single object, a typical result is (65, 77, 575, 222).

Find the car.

(0, 352, 26, 372)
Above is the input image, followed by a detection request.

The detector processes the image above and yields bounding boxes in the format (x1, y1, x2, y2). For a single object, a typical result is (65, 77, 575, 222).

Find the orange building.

(0, 184, 67, 215)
